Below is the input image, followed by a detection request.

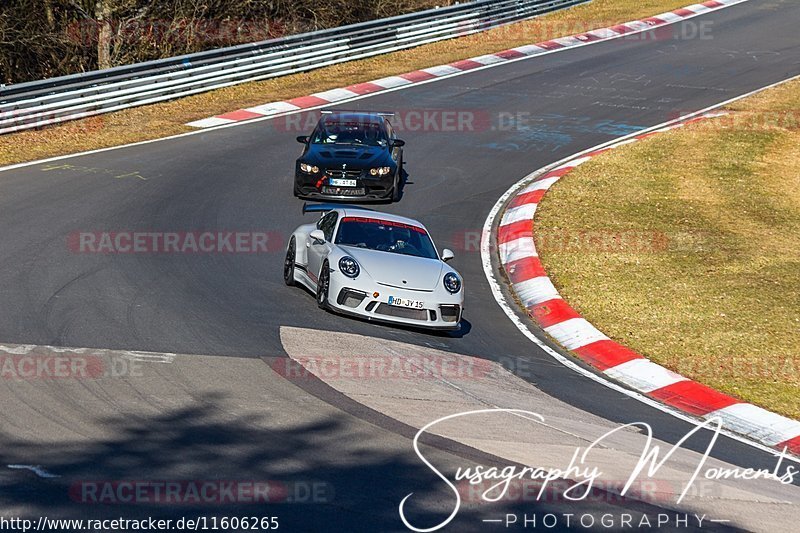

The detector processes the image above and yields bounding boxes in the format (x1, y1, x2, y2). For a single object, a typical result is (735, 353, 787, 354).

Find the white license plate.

(329, 178, 357, 187)
(388, 296, 425, 309)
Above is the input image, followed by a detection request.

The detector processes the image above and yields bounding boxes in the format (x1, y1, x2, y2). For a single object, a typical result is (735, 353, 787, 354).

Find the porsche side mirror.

(442, 248, 455, 262)
(310, 229, 326, 243)
(392, 139, 405, 148)
(297, 135, 310, 144)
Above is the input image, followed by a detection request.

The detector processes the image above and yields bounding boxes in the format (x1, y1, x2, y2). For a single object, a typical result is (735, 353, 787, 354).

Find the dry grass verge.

(535, 78, 800, 419)
(0, 0, 694, 166)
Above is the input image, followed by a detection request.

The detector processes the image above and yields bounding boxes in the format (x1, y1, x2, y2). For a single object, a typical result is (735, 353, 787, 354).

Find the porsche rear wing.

(302, 203, 374, 214)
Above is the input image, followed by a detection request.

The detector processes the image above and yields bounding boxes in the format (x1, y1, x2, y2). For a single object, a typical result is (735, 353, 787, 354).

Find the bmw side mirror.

(442, 248, 455, 262)
(310, 229, 326, 243)
(392, 139, 405, 147)
(297, 135, 310, 144)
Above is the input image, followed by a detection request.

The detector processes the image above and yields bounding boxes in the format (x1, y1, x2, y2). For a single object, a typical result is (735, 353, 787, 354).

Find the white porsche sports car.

(284, 204, 464, 330)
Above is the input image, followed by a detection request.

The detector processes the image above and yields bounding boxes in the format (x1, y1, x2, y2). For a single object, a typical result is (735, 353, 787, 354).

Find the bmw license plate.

(322, 187, 365, 196)
(388, 296, 424, 309)
(329, 178, 357, 187)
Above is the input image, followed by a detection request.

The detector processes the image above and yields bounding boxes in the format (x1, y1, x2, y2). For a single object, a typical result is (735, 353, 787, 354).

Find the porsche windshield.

(312, 120, 388, 147)
(335, 217, 438, 260)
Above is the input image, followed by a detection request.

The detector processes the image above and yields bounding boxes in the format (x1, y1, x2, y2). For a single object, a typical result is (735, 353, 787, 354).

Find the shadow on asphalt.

(0, 394, 743, 532)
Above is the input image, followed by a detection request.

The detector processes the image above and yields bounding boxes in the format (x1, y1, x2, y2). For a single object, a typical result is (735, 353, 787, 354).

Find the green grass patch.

(535, 79, 800, 419)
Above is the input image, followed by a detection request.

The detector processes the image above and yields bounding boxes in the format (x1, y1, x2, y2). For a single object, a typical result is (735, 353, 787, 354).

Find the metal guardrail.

(0, 0, 588, 135)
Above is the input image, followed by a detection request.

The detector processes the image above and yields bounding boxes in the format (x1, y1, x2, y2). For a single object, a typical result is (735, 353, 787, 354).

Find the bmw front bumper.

(294, 171, 396, 201)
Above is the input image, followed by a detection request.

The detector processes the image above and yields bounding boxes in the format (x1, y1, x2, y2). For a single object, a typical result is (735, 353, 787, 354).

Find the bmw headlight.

(443, 272, 461, 294)
(369, 167, 391, 176)
(339, 256, 360, 278)
(300, 163, 319, 174)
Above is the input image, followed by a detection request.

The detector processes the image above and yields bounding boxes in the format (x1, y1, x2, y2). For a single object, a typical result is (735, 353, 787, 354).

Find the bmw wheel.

(283, 238, 296, 286)
(316, 261, 330, 309)
(391, 169, 402, 202)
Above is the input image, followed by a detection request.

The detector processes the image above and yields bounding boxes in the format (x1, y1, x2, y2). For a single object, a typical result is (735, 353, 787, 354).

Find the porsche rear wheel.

(316, 261, 330, 309)
(283, 238, 296, 286)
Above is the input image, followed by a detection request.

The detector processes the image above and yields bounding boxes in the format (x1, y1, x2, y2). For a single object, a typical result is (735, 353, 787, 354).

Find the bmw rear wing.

(320, 109, 394, 117)
(302, 203, 374, 214)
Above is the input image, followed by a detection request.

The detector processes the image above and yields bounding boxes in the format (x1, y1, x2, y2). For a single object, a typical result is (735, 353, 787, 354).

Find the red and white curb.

(496, 114, 800, 457)
(186, 0, 746, 129)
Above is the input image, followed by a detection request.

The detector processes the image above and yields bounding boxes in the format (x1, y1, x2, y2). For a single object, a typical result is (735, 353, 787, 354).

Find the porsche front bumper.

(326, 278, 463, 331)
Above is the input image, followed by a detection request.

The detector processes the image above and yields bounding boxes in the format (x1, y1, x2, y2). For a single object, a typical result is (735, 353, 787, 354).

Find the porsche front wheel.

(316, 261, 330, 309)
(284, 238, 296, 286)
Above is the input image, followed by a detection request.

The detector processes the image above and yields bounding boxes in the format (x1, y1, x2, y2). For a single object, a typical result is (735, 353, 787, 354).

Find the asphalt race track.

(0, 0, 799, 530)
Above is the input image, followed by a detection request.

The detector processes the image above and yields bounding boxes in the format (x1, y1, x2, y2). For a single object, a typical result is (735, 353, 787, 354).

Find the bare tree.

(0, 0, 453, 84)
(94, 0, 111, 69)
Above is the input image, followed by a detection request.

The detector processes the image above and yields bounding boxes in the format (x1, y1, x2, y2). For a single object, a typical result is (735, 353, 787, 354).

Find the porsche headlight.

(443, 272, 461, 294)
(339, 256, 360, 278)
(300, 163, 319, 174)
(369, 167, 391, 176)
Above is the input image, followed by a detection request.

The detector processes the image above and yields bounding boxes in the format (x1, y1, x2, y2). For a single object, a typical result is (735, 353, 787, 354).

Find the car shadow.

(327, 306, 471, 339)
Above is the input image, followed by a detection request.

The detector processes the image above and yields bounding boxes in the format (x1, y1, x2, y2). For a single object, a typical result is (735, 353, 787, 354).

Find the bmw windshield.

(312, 120, 388, 147)
(335, 217, 439, 260)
